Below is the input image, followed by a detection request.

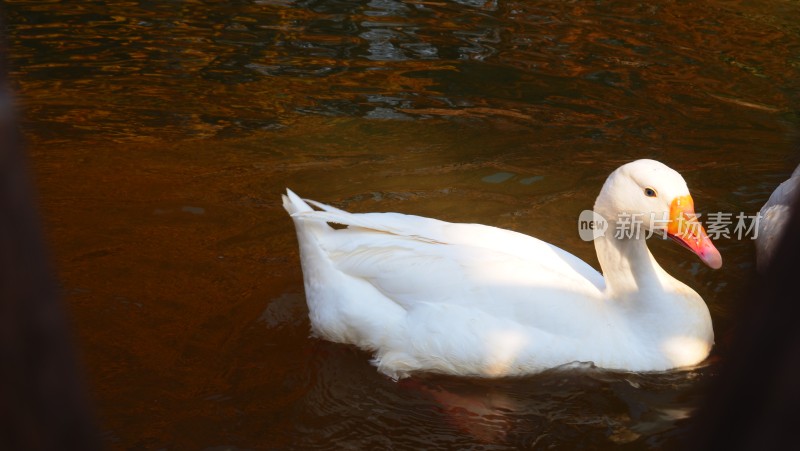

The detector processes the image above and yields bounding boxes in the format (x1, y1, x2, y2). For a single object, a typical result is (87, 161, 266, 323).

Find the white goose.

(283, 159, 722, 379)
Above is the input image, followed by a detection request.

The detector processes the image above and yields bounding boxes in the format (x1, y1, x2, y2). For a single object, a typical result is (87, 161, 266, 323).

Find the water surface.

(4, 0, 800, 449)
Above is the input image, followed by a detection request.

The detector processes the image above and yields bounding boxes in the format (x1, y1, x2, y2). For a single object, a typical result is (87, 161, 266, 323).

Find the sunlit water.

(4, 0, 799, 449)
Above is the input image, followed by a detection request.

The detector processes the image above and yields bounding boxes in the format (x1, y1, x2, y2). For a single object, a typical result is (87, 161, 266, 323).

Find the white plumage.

(283, 159, 721, 379)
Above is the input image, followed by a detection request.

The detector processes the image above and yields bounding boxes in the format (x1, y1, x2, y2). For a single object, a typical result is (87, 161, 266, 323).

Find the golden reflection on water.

(4, 0, 800, 448)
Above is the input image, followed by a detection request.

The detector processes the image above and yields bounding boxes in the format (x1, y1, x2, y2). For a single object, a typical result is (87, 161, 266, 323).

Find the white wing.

(291, 198, 605, 334)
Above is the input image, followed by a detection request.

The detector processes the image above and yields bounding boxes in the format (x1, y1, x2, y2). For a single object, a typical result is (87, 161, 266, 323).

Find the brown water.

(4, 0, 800, 449)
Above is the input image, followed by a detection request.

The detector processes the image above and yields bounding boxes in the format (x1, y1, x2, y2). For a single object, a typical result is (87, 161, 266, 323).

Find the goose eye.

(644, 187, 657, 197)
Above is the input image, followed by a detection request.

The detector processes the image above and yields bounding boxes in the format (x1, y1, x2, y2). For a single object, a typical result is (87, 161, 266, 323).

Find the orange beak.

(667, 195, 722, 269)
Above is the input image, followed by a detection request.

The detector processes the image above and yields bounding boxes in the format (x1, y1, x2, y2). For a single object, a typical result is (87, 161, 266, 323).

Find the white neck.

(593, 223, 669, 303)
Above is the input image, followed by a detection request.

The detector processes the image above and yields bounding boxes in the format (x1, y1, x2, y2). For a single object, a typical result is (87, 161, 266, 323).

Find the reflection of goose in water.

(283, 159, 721, 379)
(401, 378, 516, 444)
(756, 165, 800, 271)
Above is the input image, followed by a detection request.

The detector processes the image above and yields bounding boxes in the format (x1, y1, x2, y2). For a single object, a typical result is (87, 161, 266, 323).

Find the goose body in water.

(756, 165, 800, 271)
(283, 159, 722, 379)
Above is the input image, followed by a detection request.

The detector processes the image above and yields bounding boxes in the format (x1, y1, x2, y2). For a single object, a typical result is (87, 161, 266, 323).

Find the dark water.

(4, 0, 799, 449)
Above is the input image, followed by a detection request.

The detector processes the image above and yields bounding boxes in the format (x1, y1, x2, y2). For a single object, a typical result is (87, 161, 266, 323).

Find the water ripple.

(7, 0, 799, 144)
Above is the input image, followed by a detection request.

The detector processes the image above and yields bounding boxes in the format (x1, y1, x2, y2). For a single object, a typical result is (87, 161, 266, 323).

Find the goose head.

(594, 159, 722, 269)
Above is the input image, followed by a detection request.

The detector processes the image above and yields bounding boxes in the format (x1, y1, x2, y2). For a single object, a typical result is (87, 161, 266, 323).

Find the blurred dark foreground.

(0, 39, 101, 450)
(689, 156, 800, 449)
